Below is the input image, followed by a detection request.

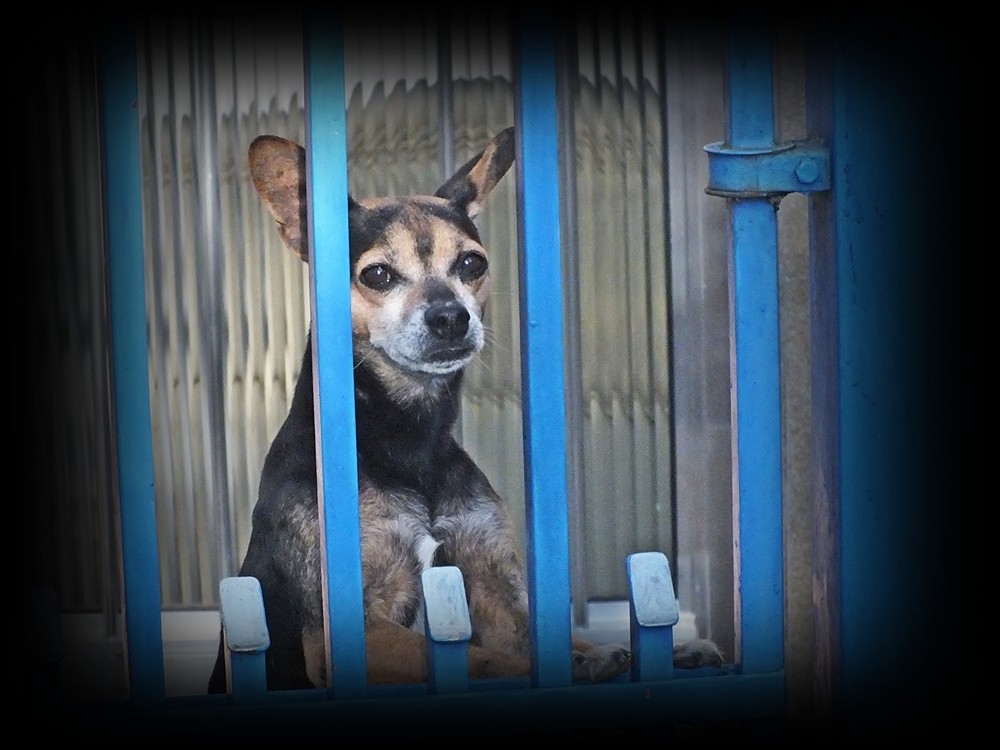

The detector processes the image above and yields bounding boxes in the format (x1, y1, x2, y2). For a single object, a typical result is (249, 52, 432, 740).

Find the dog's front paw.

(572, 642, 631, 682)
(672, 638, 724, 669)
(467, 647, 531, 680)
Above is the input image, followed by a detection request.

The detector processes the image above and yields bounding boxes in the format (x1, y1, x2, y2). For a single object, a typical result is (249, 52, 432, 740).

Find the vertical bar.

(804, 38, 841, 731)
(809, 29, 957, 731)
(512, 21, 574, 689)
(229, 653, 268, 704)
(556, 25, 590, 631)
(98, 17, 166, 705)
(303, 14, 368, 699)
(219, 577, 270, 704)
(436, 14, 455, 180)
(726, 27, 784, 675)
(626, 552, 678, 682)
(193, 26, 234, 578)
(422, 567, 472, 695)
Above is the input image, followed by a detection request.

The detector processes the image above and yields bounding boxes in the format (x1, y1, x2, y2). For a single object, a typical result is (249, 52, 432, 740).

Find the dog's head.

(247, 128, 515, 397)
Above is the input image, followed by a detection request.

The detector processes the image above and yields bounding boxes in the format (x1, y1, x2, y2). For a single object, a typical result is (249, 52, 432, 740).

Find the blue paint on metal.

(219, 577, 270, 704)
(627, 553, 678, 682)
(74, 671, 784, 733)
(513, 23, 573, 690)
(630, 624, 674, 684)
(726, 30, 777, 150)
(98, 18, 166, 706)
(230, 652, 269, 704)
(627, 552, 680, 627)
(422, 567, 472, 695)
(303, 16, 367, 700)
(731, 201, 784, 675)
(823, 33, 948, 727)
(724, 27, 784, 676)
(425, 644, 469, 696)
(422, 567, 474, 643)
(704, 140, 831, 197)
(219, 577, 270, 652)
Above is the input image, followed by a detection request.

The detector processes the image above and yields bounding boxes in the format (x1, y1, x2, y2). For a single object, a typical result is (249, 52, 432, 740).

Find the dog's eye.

(358, 264, 396, 291)
(457, 251, 488, 282)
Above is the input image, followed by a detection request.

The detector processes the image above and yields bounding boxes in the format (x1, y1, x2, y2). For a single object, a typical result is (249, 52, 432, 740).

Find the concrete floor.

(55, 601, 699, 701)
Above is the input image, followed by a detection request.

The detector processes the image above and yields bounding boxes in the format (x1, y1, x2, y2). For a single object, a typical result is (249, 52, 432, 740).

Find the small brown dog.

(209, 128, 717, 693)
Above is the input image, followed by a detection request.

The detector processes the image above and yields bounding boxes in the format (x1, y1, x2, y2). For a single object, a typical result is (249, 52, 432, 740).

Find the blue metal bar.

(96, 672, 786, 733)
(303, 15, 367, 700)
(812, 31, 950, 730)
(626, 552, 679, 682)
(98, 18, 166, 705)
(726, 31, 775, 150)
(219, 577, 270, 704)
(229, 652, 269, 704)
(422, 567, 472, 695)
(725, 28, 784, 676)
(512, 22, 573, 689)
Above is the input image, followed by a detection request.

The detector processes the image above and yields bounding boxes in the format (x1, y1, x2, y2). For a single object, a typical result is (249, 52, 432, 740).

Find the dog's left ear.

(248, 135, 310, 261)
(435, 127, 515, 219)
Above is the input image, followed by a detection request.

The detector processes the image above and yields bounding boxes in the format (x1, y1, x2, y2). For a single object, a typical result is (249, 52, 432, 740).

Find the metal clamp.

(704, 139, 830, 200)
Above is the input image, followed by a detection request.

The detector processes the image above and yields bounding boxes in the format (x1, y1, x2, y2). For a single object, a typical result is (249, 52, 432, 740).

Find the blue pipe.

(725, 28, 784, 676)
(818, 30, 953, 729)
(99, 18, 166, 704)
(513, 22, 574, 689)
(303, 15, 368, 700)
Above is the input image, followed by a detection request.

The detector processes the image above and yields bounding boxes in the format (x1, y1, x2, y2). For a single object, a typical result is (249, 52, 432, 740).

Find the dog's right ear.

(435, 127, 515, 220)
(248, 135, 310, 261)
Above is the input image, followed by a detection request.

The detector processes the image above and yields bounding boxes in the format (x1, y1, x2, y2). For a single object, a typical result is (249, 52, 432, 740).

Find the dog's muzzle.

(421, 299, 478, 369)
(425, 300, 470, 342)
(377, 297, 484, 376)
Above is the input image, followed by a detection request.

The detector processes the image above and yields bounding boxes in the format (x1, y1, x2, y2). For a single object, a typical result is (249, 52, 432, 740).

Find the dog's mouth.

(366, 306, 485, 377)
(394, 343, 477, 375)
(364, 338, 479, 377)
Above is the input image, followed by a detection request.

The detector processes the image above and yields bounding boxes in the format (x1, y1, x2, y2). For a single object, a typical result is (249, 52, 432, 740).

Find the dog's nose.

(425, 301, 470, 341)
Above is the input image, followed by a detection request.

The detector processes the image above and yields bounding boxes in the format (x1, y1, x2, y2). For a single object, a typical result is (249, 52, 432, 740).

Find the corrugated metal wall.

(31, 14, 734, 655)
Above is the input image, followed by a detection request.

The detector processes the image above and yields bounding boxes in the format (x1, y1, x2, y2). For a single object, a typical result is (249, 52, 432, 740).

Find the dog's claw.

(672, 638, 724, 669)
(572, 643, 632, 682)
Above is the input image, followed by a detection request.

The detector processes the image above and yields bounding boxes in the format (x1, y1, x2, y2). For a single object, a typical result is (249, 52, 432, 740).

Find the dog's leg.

(364, 617, 529, 684)
(570, 635, 632, 682)
(364, 618, 427, 684)
(672, 638, 724, 669)
(569, 635, 725, 680)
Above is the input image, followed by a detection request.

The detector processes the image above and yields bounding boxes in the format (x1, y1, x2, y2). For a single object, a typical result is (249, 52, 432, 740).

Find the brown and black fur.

(209, 127, 717, 694)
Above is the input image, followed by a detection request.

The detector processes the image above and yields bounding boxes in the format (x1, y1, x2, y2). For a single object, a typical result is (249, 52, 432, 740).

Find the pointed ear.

(434, 127, 515, 219)
(248, 135, 309, 261)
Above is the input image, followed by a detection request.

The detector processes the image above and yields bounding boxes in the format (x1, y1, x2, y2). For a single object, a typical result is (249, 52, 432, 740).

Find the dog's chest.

(411, 526, 440, 571)
(358, 483, 441, 569)
(356, 483, 451, 629)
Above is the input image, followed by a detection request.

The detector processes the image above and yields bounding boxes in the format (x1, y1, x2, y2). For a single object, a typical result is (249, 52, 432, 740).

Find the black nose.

(425, 301, 470, 341)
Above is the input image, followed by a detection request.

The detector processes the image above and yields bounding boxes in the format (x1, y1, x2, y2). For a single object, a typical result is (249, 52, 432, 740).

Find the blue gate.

(33, 14, 966, 739)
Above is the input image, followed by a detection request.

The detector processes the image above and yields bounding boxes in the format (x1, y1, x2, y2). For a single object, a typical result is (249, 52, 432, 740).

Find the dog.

(209, 127, 720, 693)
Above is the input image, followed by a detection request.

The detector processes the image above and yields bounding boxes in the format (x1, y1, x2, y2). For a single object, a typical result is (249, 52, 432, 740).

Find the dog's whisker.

(481, 326, 509, 350)
(470, 353, 494, 374)
(353, 351, 373, 370)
